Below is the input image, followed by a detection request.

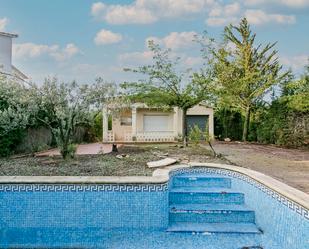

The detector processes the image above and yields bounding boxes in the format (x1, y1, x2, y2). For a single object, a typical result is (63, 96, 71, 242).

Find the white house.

(102, 102, 214, 143)
(0, 31, 27, 80)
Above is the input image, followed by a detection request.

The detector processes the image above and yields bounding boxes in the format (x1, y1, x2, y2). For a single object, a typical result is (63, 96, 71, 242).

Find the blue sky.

(1, 0, 308, 84)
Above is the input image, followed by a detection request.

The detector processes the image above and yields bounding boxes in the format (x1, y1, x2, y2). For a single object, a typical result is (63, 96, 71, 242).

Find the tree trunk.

(182, 108, 188, 147)
(112, 143, 118, 152)
(208, 141, 217, 157)
(242, 106, 251, 142)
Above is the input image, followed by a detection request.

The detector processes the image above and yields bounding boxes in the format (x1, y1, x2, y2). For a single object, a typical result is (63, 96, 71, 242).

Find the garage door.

(143, 115, 169, 132)
(186, 115, 208, 133)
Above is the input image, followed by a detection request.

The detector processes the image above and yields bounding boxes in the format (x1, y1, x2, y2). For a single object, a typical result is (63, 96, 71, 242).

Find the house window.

(143, 115, 169, 132)
(120, 116, 132, 126)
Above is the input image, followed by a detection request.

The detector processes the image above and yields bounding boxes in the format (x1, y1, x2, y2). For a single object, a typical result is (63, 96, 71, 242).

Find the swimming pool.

(0, 164, 308, 249)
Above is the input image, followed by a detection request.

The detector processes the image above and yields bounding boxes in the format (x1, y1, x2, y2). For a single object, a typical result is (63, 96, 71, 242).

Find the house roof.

(0, 31, 18, 38)
(12, 65, 28, 80)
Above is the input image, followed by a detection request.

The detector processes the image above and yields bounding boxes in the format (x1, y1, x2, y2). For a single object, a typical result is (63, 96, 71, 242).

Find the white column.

(131, 106, 137, 139)
(173, 107, 178, 137)
(102, 106, 109, 142)
(209, 109, 214, 139)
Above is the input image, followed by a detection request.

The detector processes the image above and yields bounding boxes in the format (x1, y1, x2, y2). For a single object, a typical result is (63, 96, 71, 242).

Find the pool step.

(169, 204, 255, 223)
(167, 174, 261, 234)
(172, 176, 231, 188)
(169, 189, 245, 205)
(167, 222, 261, 234)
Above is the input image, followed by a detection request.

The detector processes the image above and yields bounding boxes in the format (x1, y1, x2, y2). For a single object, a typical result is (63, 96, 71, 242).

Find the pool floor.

(1, 228, 280, 249)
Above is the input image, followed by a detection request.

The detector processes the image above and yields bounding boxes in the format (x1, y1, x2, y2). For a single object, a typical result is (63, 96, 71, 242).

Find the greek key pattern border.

(0, 183, 168, 192)
(170, 167, 309, 221)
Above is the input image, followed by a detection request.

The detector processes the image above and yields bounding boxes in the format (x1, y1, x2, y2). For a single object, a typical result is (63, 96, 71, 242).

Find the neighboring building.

(102, 102, 214, 143)
(0, 31, 28, 81)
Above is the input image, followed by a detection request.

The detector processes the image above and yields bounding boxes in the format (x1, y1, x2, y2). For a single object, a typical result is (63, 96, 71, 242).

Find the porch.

(102, 103, 214, 144)
(102, 104, 180, 143)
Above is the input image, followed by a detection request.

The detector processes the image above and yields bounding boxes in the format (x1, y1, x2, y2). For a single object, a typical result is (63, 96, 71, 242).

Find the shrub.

(0, 129, 24, 157)
(214, 108, 243, 141)
(188, 125, 203, 146)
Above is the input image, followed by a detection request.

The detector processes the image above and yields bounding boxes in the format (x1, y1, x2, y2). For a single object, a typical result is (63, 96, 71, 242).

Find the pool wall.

(1, 164, 308, 249)
(0, 183, 169, 231)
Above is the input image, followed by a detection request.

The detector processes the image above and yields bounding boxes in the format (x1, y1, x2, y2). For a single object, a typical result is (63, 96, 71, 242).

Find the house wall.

(112, 110, 132, 141)
(0, 35, 12, 73)
(103, 104, 214, 142)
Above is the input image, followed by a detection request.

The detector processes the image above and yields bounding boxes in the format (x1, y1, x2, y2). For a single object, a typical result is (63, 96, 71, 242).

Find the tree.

(282, 61, 309, 112)
(211, 18, 289, 141)
(32, 77, 115, 159)
(0, 76, 33, 156)
(122, 41, 214, 146)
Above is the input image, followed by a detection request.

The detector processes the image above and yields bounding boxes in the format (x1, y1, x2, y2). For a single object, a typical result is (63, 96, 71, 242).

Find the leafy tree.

(122, 41, 215, 146)
(211, 18, 289, 141)
(0, 76, 33, 156)
(31, 77, 116, 159)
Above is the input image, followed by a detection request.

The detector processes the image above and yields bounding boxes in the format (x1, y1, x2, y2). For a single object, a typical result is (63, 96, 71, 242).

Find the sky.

(0, 0, 308, 84)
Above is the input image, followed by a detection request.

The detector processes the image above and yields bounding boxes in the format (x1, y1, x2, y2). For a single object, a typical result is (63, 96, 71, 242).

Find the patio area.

(35, 143, 121, 157)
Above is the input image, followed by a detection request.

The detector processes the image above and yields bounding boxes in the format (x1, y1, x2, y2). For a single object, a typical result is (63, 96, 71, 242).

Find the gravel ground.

(210, 141, 309, 194)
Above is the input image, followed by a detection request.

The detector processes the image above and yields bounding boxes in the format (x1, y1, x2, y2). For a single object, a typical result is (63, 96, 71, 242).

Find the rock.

(181, 159, 190, 164)
(224, 138, 231, 142)
(147, 157, 177, 168)
(116, 154, 129, 159)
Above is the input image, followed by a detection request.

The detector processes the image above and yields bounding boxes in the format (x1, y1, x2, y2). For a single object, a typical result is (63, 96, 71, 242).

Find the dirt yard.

(211, 141, 309, 194)
(0, 144, 224, 177)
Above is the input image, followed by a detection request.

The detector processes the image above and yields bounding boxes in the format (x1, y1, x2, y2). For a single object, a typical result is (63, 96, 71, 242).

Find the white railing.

(107, 131, 115, 142)
(135, 132, 175, 142)
(107, 131, 175, 142)
(124, 133, 133, 142)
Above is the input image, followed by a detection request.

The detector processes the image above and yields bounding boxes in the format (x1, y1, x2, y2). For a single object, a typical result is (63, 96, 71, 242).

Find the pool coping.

(153, 163, 309, 212)
(0, 163, 308, 211)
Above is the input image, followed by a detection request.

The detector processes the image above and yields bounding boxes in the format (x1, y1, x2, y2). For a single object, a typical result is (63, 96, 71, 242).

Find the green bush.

(0, 129, 24, 157)
(67, 143, 77, 159)
(252, 100, 309, 148)
(92, 112, 103, 140)
(214, 108, 243, 141)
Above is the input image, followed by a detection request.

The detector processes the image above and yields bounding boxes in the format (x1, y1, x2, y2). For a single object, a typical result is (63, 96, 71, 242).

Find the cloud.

(50, 43, 80, 61)
(91, 0, 215, 25)
(206, 1, 297, 27)
(91, 2, 106, 16)
(184, 56, 204, 67)
(104, 5, 157, 25)
(245, 9, 296, 25)
(280, 54, 308, 73)
(118, 51, 154, 65)
(94, 29, 123, 45)
(206, 2, 241, 26)
(0, 17, 8, 31)
(145, 31, 198, 50)
(13, 42, 80, 61)
(243, 0, 309, 8)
